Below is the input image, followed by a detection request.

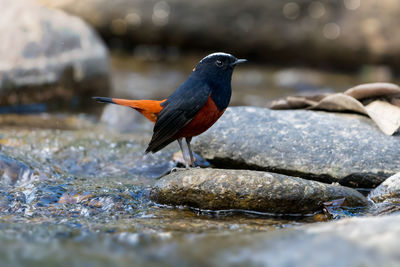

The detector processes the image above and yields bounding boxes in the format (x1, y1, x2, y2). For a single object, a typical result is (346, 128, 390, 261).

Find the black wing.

(145, 78, 211, 153)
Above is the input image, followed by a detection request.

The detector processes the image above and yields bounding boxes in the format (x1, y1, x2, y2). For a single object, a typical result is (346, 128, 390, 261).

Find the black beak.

(231, 58, 247, 67)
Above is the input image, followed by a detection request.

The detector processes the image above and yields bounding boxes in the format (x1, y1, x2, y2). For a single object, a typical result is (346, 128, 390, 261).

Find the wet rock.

(150, 168, 368, 214)
(0, 0, 109, 111)
(40, 0, 400, 68)
(369, 172, 400, 204)
(193, 107, 400, 188)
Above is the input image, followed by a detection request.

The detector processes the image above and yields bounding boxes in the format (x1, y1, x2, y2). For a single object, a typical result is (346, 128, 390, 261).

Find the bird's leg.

(177, 138, 190, 169)
(185, 137, 195, 167)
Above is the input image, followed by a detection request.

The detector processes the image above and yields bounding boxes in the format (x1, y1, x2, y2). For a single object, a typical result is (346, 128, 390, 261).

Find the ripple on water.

(0, 114, 374, 266)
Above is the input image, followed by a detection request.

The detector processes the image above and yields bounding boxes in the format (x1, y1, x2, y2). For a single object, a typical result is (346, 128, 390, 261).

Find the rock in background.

(0, 0, 110, 111)
(193, 107, 400, 188)
(38, 0, 400, 68)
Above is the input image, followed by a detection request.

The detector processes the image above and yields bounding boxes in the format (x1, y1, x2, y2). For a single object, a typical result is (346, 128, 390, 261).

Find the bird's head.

(192, 52, 247, 81)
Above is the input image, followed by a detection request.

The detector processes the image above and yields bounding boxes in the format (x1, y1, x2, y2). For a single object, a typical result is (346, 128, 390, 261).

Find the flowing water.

(0, 53, 389, 266)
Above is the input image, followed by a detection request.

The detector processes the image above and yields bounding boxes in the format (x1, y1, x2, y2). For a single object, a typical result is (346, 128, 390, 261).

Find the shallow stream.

(0, 54, 392, 266)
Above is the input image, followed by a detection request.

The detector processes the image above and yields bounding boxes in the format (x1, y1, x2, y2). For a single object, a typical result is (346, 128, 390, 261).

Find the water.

(0, 113, 348, 266)
(0, 54, 393, 266)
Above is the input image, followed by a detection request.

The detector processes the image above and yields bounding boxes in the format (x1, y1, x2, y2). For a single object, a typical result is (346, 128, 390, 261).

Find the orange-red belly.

(175, 96, 225, 138)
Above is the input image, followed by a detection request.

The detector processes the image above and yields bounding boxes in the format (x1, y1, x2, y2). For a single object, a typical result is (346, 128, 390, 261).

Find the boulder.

(0, 0, 109, 111)
(39, 0, 400, 68)
(150, 168, 368, 214)
(192, 107, 400, 188)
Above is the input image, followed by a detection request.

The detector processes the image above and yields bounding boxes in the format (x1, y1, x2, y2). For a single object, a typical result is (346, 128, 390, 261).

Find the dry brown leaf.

(345, 83, 400, 100)
(270, 94, 328, 109)
(270, 83, 400, 135)
(309, 93, 367, 114)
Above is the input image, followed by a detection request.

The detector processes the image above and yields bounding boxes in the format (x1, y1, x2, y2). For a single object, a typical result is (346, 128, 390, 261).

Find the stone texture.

(150, 168, 368, 214)
(0, 0, 109, 110)
(175, 214, 400, 267)
(39, 0, 400, 68)
(193, 107, 400, 188)
(369, 172, 400, 204)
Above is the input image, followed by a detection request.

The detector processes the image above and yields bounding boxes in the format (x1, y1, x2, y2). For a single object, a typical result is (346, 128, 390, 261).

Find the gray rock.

(39, 0, 400, 68)
(150, 168, 368, 214)
(0, 0, 109, 110)
(369, 172, 400, 204)
(193, 107, 400, 188)
(169, 214, 400, 267)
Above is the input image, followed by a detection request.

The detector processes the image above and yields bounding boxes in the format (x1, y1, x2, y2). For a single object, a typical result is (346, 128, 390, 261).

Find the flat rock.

(150, 168, 368, 214)
(193, 107, 400, 188)
(0, 0, 109, 110)
(369, 172, 400, 204)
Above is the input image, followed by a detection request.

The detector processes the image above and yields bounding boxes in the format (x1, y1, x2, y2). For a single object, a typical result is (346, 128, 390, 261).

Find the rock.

(368, 179, 400, 214)
(369, 172, 400, 204)
(150, 168, 368, 214)
(164, 214, 400, 266)
(39, 0, 400, 68)
(193, 107, 400, 188)
(0, 0, 109, 111)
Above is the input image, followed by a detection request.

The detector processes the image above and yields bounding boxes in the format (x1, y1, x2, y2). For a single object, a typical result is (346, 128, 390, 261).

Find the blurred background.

(1, 0, 399, 116)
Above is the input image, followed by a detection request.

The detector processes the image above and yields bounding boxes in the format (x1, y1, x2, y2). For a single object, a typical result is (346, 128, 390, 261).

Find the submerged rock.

(150, 168, 368, 214)
(0, 0, 109, 111)
(193, 107, 400, 188)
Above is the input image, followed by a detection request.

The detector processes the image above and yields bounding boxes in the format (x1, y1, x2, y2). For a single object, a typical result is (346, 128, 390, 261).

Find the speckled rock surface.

(369, 173, 400, 204)
(0, 0, 109, 110)
(193, 107, 400, 188)
(151, 168, 368, 214)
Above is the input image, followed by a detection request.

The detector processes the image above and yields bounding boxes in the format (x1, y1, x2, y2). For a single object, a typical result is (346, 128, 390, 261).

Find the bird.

(93, 52, 246, 168)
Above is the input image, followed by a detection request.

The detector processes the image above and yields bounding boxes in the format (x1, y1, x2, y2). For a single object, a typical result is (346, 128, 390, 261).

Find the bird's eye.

(215, 60, 223, 67)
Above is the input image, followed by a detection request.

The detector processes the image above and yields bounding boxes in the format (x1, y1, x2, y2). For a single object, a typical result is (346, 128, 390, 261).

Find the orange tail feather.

(93, 96, 165, 123)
